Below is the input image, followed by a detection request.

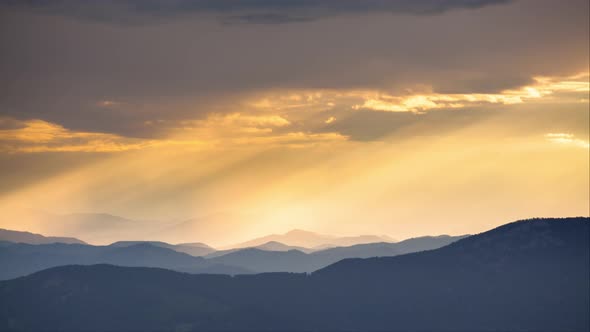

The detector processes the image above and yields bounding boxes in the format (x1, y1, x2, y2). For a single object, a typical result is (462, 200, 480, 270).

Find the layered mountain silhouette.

(3, 210, 170, 245)
(109, 241, 215, 257)
(0, 233, 463, 279)
(0, 228, 86, 245)
(202, 241, 314, 258)
(0, 242, 247, 280)
(254, 240, 312, 252)
(207, 235, 467, 272)
(6, 209, 398, 248)
(228, 228, 395, 249)
(0, 217, 587, 331)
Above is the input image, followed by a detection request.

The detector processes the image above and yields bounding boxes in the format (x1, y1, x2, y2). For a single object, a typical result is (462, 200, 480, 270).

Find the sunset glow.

(0, 0, 587, 247)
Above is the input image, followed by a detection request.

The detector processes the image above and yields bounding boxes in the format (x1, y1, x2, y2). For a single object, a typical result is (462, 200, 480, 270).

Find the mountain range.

(0, 241, 252, 280)
(227, 228, 395, 249)
(208, 235, 467, 273)
(1, 217, 587, 331)
(0, 228, 86, 245)
(4, 210, 397, 248)
(8, 210, 396, 248)
(109, 241, 216, 257)
(0, 231, 464, 279)
(3, 211, 156, 245)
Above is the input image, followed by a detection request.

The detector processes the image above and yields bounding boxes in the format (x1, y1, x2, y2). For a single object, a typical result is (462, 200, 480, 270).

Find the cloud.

(318, 102, 589, 142)
(325, 116, 336, 124)
(0, 0, 587, 140)
(0, 118, 27, 130)
(353, 73, 590, 113)
(96, 100, 124, 108)
(163, 112, 346, 148)
(2, 0, 511, 25)
(223, 13, 315, 25)
(0, 113, 344, 153)
(1, 70, 586, 149)
(545, 133, 589, 149)
(0, 119, 152, 153)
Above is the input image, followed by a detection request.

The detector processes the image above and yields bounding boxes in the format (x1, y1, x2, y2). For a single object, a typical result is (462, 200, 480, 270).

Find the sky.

(0, 0, 588, 246)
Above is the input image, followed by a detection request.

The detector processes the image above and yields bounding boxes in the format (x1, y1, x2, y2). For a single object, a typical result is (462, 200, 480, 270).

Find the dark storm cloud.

(0, 118, 27, 130)
(0, 0, 587, 139)
(2, 0, 510, 25)
(222, 13, 315, 25)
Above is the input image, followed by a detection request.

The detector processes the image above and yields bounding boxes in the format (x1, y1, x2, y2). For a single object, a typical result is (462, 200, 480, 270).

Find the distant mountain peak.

(0, 228, 86, 245)
(262, 240, 287, 246)
(176, 242, 213, 249)
(228, 229, 395, 250)
(107, 240, 215, 257)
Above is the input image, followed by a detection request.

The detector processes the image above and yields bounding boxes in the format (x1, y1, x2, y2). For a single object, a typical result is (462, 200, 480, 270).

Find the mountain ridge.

(0, 232, 466, 278)
(0, 228, 86, 245)
(0, 217, 587, 331)
(227, 228, 395, 249)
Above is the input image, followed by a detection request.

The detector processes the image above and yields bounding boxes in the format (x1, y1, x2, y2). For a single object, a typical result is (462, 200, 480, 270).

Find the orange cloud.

(239, 72, 589, 120)
(545, 133, 589, 149)
(354, 72, 590, 113)
(0, 119, 152, 153)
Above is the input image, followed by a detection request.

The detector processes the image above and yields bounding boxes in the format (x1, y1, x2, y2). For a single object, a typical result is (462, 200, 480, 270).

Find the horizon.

(2, 214, 587, 249)
(0, 1, 588, 330)
(0, 212, 456, 248)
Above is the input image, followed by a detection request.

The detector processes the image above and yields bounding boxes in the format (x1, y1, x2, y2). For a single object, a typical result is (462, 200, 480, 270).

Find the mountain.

(0, 233, 464, 278)
(0, 228, 86, 245)
(0, 242, 242, 280)
(51, 213, 169, 244)
(207, 234, 467, 273)
(310, 234, 469, 267)
(204, 241, 312, 258)
(308, 217, 590, 331)
(179, 263, 253, 275)
(177, 242, 213, 249)
(0, 217, 586, 331)
(209, 248, 312, 272)
(229, 228, 394, 249)
(255, 241, 312, 253)
(7, 210, 174, 245)
(109, 241, 215, 257)
(96, 243, 206, 269)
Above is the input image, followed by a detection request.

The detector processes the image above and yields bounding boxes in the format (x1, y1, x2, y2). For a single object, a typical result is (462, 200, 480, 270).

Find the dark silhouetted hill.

(0, 217, 587, 331)
(209, 248, 311, 272)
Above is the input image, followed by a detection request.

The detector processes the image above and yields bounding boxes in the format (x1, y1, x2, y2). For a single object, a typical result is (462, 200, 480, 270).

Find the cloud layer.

(2, 0, 510, 24)
(1, 0, 587, 140)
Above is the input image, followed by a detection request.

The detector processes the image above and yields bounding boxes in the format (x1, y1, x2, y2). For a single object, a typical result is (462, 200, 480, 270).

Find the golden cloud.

(0, 112, 345, 153)
(168, 113, 346, 148)
(0, 119, 152, 153)
(2, 72, 587, 154)
(545, 133, 589, 149)
(245, 72, 589, 115)
(354, 73, 590, 113)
